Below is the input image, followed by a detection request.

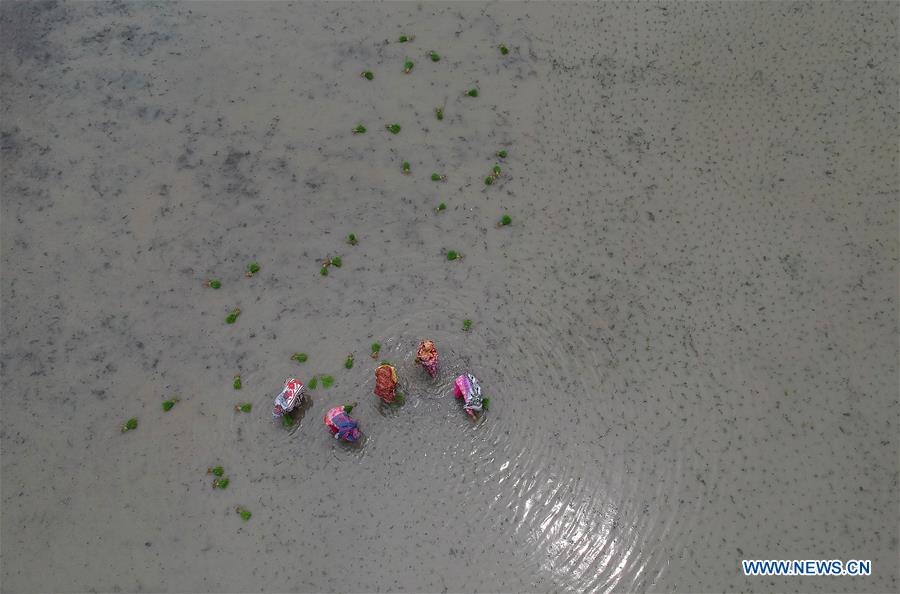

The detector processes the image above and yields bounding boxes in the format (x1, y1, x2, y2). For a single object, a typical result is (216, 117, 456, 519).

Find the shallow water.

(1, 2, 897, 593)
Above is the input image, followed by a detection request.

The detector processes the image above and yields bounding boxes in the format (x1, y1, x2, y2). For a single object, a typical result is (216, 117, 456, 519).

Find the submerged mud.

(1, 2, 897, 593)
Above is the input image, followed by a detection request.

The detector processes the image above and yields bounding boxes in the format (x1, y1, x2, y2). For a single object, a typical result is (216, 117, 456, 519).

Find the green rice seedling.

(233, 375, 242, 390)
(321, 375, 335, 388)
(361, 70, 374, 80)
(370, 343, 381, 358)
(393, 392, 406, 406)
(121, 417, 138, 432)
(401, 161, 411, 174)
(308, 376, 318, 389)
(162, 398, 178, 411)
(499, 214, 512, 227)
(429, 50, 440, 62)
(446, 250, 459, 261)
(437, 202, 446, 212)
(235, 402, 252, 413)
(352, 124, 367, 134)
(431, 172, 446, 182)
(496, 149, 508, 158)
(380, 360, 392, 366)
(482, 397, 490, 411)
(342, 401, 358, 413)
(291, 352, 308, 363)
(330, 256, 342, 268)
(347, 233, 358, 245)
(246, 262, 260, 277)
(499, 44, 509, 55)
(386, 123, 401, 134)
(282, 415, 294, 428)
(236, 506, 252, 521)
(463, 319, 472, 331)
(398, 34, 414, 43)
(492, 164, 502, 178)
(484, 176, 494, 185)
(435, 107, 444, 121)
(344, 353, 354, 369)
(403, 60, 414, 74)
(225, 308, 241, 324)
(208, 466, 224, 477)
(212, 477, 229, 489)
(465, 88, 478, 97)
(320, 266, 328, 276)
(205, 279, 221, 289)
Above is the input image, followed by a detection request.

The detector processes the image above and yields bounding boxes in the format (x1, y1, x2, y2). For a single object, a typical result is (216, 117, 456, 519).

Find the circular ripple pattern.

(322, 298, 699, 593)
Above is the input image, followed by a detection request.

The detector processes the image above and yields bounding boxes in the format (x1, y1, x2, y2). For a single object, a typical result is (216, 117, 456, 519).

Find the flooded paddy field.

(1, 2, 897, 592)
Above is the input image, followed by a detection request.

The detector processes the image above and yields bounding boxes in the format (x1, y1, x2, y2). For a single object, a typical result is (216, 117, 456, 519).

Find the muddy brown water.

(1, 2, 897, 593)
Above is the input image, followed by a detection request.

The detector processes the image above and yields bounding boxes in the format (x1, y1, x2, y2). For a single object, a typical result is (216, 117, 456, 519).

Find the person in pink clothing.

(324, 403, 361, 442)
(453, 373, 484, 420)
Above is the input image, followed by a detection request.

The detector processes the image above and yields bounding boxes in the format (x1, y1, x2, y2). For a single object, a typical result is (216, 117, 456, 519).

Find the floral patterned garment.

(415, 340, 439, 377)
(272, 378, 306, 418)
(374, 364, 398, 403)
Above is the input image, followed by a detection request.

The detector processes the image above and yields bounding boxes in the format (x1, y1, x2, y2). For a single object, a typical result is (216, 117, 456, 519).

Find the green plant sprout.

(492, 164, 502, 178)
(308, 376, 318, 389)
(282, 415, 294, 428)
(352, 124, 367, 134)
(498, 214, 512, 227)
(435, 107, 444, 121)
(330, 256, 342, 268)
(499, 44, 509, 55)
(484, 176, 494, 185)
(347, 233, 358, 245)
(343, 401, 358, 413)
(496, 149, 508, 158)
(404, 60, 414, 74)
(121, 417, 138, 433)
(361, 70, 374, 80)
(465, 88, 479, 97)
(233, 375, 242, 390)
(398, 34, 414, 43)
(208, 466, 224, 477)
(380, 360, 392, 366)
(345, 353, 354, 369)
(234, 402, 252, 413)
(212, 477, 229, 489)
(236, 506, 252, 521)
(246, 262, 260, 277)
(447, 250, 460, 261)
(431, 172, 446, 182)
(482, 397, 490, 411)
(429, 50, 440, 62)
(320, 266, 328, 276)
(370, 342, 381, 358)
(205, 279, 221, 289)
(321, 375, 335, 388)
(401, 161, 411, 174)
(463, 319, 472, 331)
(162, 398, 178, 411)
(386, 123, 402, 134)
(291, 352, 308, 363)
(226, 308, 241, 324)
(437, 202, 446, 212)
(392, 392, 406, 406)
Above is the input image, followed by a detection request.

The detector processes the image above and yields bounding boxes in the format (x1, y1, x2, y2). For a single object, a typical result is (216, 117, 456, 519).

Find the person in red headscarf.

(415, 340, 439, 378)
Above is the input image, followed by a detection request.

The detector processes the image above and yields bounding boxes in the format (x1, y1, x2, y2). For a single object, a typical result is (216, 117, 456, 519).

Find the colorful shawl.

(374, 364, 398, 403)
(325, 406, 361, 442)
(454, 373, 483, 415)
(272, 378, 306, 418)
(416, 340, 439, 378)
